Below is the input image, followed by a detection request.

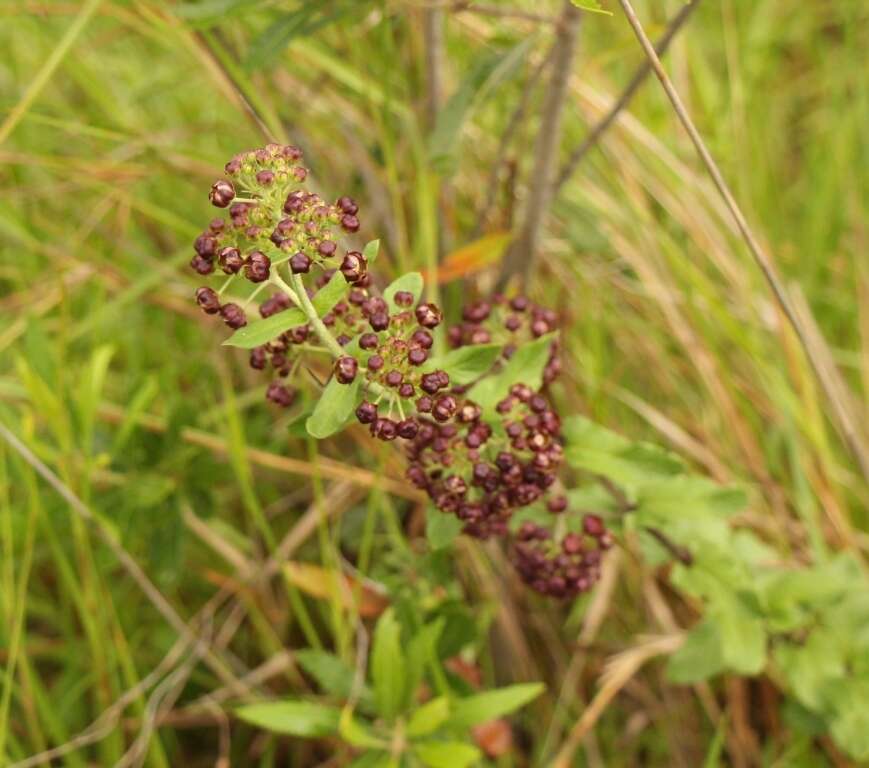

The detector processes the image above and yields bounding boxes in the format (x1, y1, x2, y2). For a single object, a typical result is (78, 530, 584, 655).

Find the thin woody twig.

(497, 0, 582, 290)
(475, 48, 554, 236)
(554, 0, 701, 193)
(616, 0, 869, 481)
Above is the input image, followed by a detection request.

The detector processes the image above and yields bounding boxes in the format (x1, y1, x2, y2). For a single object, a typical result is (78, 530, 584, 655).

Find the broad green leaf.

(371, 609, 405, 721)
(346, 752, 391, 768)
(713, 595, 766, 675)
(426, 507, 463, 550)
(414, 741, 481, 768)
(363, 239, 380, 264)
(406, 619, 446, 711)
(296, 649, 358, 700)
(774, 630, 845, 710)
(235, 699, 340, 737)
(467, 333, 556, 413)
(826, 678, 869, 761)
(448, 683, 544, 729)
(407, 697, 449, 737)
(423, 344, 502, 386)
(383, 272, 424, 314)
(306, 376, 360, 438)
(312, 269, 351, 316)
(175, 0, 260, 25)
(666, 620, 725, 683)
(222, 306, 306, 349)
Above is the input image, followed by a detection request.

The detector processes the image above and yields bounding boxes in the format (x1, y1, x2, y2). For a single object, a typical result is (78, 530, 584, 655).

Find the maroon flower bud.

(547, 496, 568, 514)
(255, 169, 274, 186)
(398, 383, 415, 398)
(340, 251, 366, 283)
(505, 315, 521, 332)
(209, 218, 225, 232)
(336, 196, 358, 215)
(356, 401, 378, 424)
(334, 355, 358, 384)
(373, 418, 397, 441)
(432, 395, 457, 423)
(249, 347, 267, 370)
(408, 348, 428, 366)
(531, 319, 549, 337)
(244, 251, 271, 283)
(266, 382, 296, 407)
(194, 233, 217, 257)
(510, 383, 533, 402)
(190, 254, 214, 275)
(458, 403, 481, 423)
(397, 419, 419, 439)
(366, 354, 384, 372)
(225, 157, 242, 175)
(218, 246, 243, 274)
(195, 286, 221, 314)
(583, 514, 606, 538)
(385, 370, 403, 387)
(394, 290, 414, 308)
(415, 303, 442, 328)
(209, 179, 235, 208)
(416, 395, 433, 413)
(259, 293, 290, 318)
(510, 295, 529, 311)
(411, 329, 433, 349)
(220, 303, 246, 329)
(318, 240, 338, 258)
(359, 333, 379, 350)
(340, 214, 360, 232)
(369, 312, 390, 332)
(290, 252, 311, 274)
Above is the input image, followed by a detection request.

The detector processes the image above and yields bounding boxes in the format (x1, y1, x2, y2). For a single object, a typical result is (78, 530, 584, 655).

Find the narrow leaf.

(448, 683, 544, 729)
(312, 269, 350, 316)
(306, 376, 360, 438)
(407, 697, 450, 737)
(423, 344, 502, 386)
(222, 306, 306, 349)
(371, 609, 406, 722)
(235, 699, 340, 737)
(414, 741, 481, 768)
(362, 239, 380, 264)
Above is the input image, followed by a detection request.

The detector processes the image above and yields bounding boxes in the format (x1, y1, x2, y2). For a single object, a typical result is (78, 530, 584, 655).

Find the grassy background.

(1, 0, 867, 765)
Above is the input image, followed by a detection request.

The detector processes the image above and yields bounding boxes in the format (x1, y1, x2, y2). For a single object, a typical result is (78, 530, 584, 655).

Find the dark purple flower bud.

(394, 291, 414, 308)
(531, 319, 549, 337)
(463, 301, 491, 323)
(194, 233, 217, 257)
(415, 303, 442, 329)
(266, 382, 296, 407)
(209, 218, 225, 233)
(318, 240, 338, 258)
(416, 395, 433, 413)
(505, 315, 521, 332)
(458, 403, 481, 423)
(218, 246, 243, 274)
(410, 329, 433, 349)
(195, 286, 221, 314)
(341, 214, 360, 232)
(397, 419, 419, 439)
(255, 169, 274, 186)
(290, 252, 311, 274)
(336, 196, 358, 215)
(244, 251, 271, 283)
(249, 347, 267, 370)
(366, 354, 384, 372)
(359, 333, 379, 350)
(432, 395, 457, 423)
(340, 251, 366, 283)
(334, 355, 358, 384)
(562, 533, 583, 555)
(220, 303, 247, 329)
(398, 383, 415, 398)
(547, 496, 568, 514)
(356, 401, 378, 424)
(259, 293, 291, 318)
(190, 254, 214, 275)
(225, 157, 242, 175)
(283, 145, 303, 161)
(209, 179, 235, 208)
(583, 514, 606, 538)
(369, 312, 390, 332)
(385, 370, 403, 388)
(408, 348, 428, 366)
(373, 418, 397, 441)
(510, 383, 533, 402)
(510, 295, 529, 311)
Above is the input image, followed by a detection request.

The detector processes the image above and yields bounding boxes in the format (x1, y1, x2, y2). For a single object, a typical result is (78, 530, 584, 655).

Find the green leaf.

(406, 619, 445, 712)
(666, 620, 725, 683)
(339, 707, 386, 749)
(312, 269, 351, 316)
(423, 344, 502, 386)
(221, 306, 306, 349)
(235, 699, 340, 737)
(363, 239, 380, 264)
(371, 609, 406, 722)
(414, 741, 481, 768)
(570, 0, 613, 15)
(407, 697, 450, 738)
(426, 507, 463, 550)
(346, 752, 391, 768)
(296, 649, 357, 700)
(383, 272, 424, 314)
(448, 682, 544, 729)
(467, 333, 556, 413)
(826, 678, 869, 761)
(774, 630, 846, 710)
(306, 376, 360, 438)
(713, 595, 766, 675)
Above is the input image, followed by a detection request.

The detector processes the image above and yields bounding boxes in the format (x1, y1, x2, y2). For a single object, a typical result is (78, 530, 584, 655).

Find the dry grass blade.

(553, 634, 685, 768)
(616, 0, 869, 481)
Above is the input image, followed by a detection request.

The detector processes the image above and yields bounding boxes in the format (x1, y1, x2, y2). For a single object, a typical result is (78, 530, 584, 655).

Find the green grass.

(0, 0, 867, 766)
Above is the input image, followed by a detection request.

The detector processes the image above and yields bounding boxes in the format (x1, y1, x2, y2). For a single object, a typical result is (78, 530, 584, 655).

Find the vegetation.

(1, 1, 867, 766)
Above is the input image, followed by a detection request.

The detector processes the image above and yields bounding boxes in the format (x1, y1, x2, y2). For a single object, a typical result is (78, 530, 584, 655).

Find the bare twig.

(475, 48, 554, 236)
(554, 0, 700, 193)
(497, 0, 582, 290)
(616, 0, 869, 481)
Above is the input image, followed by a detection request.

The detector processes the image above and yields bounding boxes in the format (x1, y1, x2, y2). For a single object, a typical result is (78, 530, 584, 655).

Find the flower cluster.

(190, 146, 610, 599)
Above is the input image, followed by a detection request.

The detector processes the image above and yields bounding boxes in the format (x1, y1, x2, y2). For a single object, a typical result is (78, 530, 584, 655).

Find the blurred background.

(1, 0, 867, 766)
